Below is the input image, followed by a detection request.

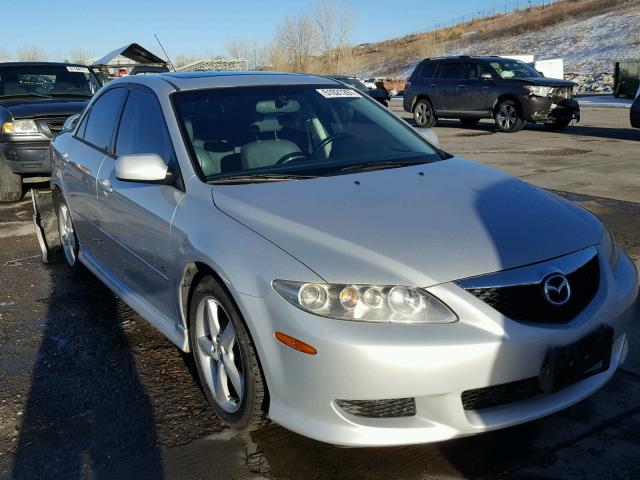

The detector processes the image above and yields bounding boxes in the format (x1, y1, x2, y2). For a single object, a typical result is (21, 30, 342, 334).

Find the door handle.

(99, 178, 113, 193)
(61, 152, 70, 163)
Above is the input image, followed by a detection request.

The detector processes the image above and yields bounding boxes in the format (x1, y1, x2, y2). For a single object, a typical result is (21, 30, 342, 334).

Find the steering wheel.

(309, 133, 354, 159)
(276, 151, 308, 165)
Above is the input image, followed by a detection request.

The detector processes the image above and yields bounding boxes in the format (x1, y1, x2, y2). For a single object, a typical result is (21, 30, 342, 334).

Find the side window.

(420, 61, 437, 79)
(437, 63, 463, 79)
(82, 88, 127, 151)
(115, 88, 175, 165)
(462, 63, 480, 80)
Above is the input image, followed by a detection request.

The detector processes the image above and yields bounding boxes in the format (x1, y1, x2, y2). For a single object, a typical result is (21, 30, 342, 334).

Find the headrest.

(251, 117, 282, 133)
(256, 99, 300, 114)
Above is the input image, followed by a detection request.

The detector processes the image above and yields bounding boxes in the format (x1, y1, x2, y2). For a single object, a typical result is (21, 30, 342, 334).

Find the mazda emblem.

(543, 274, 571, 306)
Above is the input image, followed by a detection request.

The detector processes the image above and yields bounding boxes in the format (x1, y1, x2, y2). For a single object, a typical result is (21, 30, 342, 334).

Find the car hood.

(0, 99, 88, 119)
(518, 77, 576, 88)
(212, 158, 600, 287)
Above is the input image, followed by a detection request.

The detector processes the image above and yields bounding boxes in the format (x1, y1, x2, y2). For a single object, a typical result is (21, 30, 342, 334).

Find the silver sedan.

(50, 72, 639, 447)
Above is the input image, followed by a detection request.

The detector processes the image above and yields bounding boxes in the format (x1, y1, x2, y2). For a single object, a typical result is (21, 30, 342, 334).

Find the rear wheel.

(189, 275, 267, 431)
(413, 99, 437, 128)
(494, 100, 524, 133)
(0, 161, 22, 203)
(459, 117, 481, 127)
(56, 196, 84, 274)
(543, 117, 572, 130)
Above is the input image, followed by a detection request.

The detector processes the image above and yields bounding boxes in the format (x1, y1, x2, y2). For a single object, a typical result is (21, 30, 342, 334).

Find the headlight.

(273, 280, 457, 324)
(602, 226, 620, 271)
(524, 85, 553, 97)
(1, 119, 39, 135)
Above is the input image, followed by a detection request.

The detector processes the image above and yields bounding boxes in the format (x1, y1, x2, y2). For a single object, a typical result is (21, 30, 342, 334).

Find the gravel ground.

(0, 105, 639, 480)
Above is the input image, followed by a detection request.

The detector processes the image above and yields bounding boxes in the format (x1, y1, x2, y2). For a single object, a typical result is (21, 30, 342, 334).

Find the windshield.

(0, 64, 101, 98)
(489, 59, 542, 79)
(338, 78, 368, 91)
(172, 85, 439, 182)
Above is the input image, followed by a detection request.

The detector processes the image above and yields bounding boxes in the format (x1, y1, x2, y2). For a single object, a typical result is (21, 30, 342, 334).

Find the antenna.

(154, 34, 176, 71)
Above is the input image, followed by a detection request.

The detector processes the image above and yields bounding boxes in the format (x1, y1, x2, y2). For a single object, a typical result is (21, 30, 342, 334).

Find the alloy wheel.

(58, 203, 77, 266)
(497, 105, 517, 130)
(415, 102, 431, 125)
(194, 296, 245, 413)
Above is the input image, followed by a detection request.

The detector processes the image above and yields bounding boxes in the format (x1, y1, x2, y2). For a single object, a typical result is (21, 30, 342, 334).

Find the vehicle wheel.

(459, 118, 480, 127)
(56, 196, 84, 274)
(494, 100, 524, 133)
(543, 118, 572, 130)
(413, 99, 437, 128)
(189, 275, 267, 431)
(0, 161, 23, 203)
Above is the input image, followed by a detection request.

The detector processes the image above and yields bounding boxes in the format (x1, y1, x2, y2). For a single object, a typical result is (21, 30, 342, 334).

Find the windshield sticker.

(316, 88, 361, 98)
(66, 66, 90, 73)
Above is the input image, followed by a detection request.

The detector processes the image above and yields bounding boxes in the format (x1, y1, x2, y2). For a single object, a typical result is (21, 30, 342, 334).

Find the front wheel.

(189, 275, 267, 431)
(494, 100, 524, 133)
(413, 99, 437, 128)
(543, 117, 572, 130)
(0, 161, 22, 203)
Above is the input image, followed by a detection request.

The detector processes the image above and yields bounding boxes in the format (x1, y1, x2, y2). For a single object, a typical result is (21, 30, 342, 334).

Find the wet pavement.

(1, 105, 639, 479)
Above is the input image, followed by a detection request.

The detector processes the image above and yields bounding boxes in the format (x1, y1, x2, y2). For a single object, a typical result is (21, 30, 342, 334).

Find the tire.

(413, 99, 437, 128)
(55, 195, 84, 274)
(189, 275, 267, 431)
(494, 100, 524, 133)
(543, 117, 572, 130)
(0, 160, 23, 203)
(459, 117, 481, 127)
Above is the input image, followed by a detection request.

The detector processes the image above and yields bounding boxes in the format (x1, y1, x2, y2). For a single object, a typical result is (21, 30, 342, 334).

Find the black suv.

(0, 62, 101, 202)
(404, 56, 579, 133)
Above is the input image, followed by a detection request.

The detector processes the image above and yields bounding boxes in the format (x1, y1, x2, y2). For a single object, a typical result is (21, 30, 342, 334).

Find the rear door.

(96, 85, 184, 323)
(61, 87, 127, 258)
(431, 62, 463, 114)
(456, 62, 492, 115)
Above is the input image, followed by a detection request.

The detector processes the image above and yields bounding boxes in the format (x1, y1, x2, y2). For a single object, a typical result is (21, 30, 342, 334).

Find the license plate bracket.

(539, 325, 614, 394)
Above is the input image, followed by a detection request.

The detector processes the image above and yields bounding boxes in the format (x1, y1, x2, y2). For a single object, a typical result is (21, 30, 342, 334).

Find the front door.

(456, 62, 493, 115)
(62, 87, 127, 257)
(431, 62, 463, 114)
(96, 86, 184, 323)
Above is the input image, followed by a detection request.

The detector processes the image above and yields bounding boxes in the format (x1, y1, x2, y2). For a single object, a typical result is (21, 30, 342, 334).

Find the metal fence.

(426, 0, 559, 32)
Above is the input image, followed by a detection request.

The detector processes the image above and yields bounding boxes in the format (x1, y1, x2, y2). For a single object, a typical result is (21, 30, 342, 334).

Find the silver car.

(50, 72, 638, 447)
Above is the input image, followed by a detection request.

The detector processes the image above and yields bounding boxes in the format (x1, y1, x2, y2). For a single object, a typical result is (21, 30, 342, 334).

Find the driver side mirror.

(63, 114, 80, 132)
(115, 153, 169, 183)
(480, 72, 493, 80)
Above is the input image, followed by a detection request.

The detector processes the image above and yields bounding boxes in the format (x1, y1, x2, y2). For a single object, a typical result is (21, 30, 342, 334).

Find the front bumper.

(235, 247, 638, 446)
(0, 140, 51, 174)
(519, 96, 580, 123)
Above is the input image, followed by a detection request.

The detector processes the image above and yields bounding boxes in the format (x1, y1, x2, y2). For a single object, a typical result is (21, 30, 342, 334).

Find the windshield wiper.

(0, 93, 51, 99)
(49, 92, 93, 98)
(326, 158, 429, 175)
(210, 173, 317, 184)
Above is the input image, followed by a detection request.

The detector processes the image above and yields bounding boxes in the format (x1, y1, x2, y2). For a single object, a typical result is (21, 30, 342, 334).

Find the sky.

(3, 0, 548, 61)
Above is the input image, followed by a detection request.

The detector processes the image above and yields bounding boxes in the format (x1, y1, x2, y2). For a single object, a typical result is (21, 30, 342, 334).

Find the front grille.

(336, 398, 416, 418)
(45, 117, 67, 135)
(35, 117, 67, 137)
(462, 378, 542, 411)
(466, 255, 600, 324)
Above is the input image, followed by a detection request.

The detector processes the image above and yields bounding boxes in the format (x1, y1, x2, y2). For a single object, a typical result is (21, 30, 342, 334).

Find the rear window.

(419, 62, 438, 79)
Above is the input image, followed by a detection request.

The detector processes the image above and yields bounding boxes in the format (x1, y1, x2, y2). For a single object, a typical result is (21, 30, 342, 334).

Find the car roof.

(110, 70, 342, 92)
(0, 61, 91, 68)
(421, 55, 507, 62)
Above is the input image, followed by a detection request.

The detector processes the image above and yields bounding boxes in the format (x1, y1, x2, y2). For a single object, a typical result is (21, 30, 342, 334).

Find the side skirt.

(79, 250, 190, 352)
